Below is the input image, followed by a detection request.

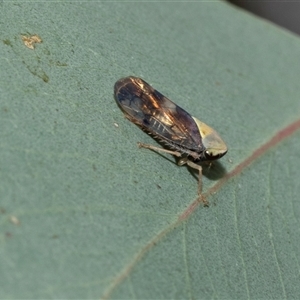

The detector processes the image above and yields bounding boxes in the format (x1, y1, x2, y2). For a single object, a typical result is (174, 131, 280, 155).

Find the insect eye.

(204, 150, 215, 160)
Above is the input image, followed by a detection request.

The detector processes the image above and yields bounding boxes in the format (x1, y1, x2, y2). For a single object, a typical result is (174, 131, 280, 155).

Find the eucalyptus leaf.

(1, 2, 300, 299)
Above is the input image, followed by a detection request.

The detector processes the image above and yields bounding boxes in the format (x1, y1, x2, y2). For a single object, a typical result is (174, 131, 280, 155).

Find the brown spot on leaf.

(21, 34, 42, 49)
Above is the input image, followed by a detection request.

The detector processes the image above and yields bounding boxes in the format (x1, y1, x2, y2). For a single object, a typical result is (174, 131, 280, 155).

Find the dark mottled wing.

(114, 76, 203, 152)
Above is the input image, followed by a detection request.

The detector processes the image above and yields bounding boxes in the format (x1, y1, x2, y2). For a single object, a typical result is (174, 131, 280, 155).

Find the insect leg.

(137, 142, 182, 157)
(138, 143, 208, 206)
(178, 158, 208, 206)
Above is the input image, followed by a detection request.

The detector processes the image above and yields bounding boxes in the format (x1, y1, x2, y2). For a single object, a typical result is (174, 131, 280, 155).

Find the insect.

(114, 76, 227, 201)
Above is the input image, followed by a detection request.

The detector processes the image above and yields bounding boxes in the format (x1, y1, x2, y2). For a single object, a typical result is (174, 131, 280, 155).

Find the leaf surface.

(1, 2, 300, 299)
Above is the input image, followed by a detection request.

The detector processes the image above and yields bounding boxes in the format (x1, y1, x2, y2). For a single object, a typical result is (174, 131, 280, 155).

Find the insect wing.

(114, 77, 203, 152)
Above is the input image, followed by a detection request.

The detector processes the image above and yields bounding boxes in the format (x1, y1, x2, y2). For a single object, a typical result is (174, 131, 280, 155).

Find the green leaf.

(1, 2, 300, 299)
